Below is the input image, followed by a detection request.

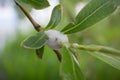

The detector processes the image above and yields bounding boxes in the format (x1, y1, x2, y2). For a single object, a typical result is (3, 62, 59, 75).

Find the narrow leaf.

(62, 0, 119, 34)
(60, 47, 85, 80)
(17, 0, 50, 9)
(89, 52, 120, 70)
(36, 46, 44, 59)
(71, 43, 120, 70)
(46, 4, 62, 29)
(21, 32, 48, 49)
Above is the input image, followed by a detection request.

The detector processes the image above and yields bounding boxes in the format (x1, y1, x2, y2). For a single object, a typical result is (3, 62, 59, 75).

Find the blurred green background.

(0, 0, 120, 80)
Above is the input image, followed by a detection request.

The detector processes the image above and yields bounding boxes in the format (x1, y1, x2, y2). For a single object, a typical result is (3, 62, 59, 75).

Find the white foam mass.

(45, 30, 69, 50)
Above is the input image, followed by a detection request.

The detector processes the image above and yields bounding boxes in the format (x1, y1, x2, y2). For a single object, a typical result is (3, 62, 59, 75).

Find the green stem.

(71, 43, 120, 56)
(14, 0, 41, 32)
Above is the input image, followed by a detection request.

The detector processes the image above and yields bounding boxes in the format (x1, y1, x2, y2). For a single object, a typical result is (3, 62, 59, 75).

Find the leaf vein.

(64, 0, 110, 33)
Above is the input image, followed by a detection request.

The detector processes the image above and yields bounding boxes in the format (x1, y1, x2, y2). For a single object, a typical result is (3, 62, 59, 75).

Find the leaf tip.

(20, 42, 28, 49)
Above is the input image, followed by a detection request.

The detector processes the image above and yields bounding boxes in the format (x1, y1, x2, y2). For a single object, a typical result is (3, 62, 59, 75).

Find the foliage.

(7, 0, 120, 80)
(90, 52, 120, 70)
(21, 32, 48, 49)
(62, 0, 119, 34)
(60, 47, 85, 80)
(0, 35, 60, 80)
(17, 0, 50, 9)
(46, 4, 62, 29)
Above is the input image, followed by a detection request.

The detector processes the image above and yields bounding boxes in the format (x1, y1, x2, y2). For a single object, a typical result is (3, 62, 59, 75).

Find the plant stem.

(14, 0, 41, 32)
(71, 43, 120, 56)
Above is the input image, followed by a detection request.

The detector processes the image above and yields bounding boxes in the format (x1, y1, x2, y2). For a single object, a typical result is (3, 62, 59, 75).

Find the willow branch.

(71, 43, 120, 56)
(14, 0, 41, 32)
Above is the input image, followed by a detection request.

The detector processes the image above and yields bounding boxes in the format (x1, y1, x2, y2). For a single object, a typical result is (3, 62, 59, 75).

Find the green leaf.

(36, 46, 44, 59)
(17, 0, 50, 9)
(21, 32, 48, 49)
(70, 44, 120, 70)
(89, 52, 120, 70)
(46, 4, 62, 29)
(62, 0, 119, 34)
(60, 47, 85, 80)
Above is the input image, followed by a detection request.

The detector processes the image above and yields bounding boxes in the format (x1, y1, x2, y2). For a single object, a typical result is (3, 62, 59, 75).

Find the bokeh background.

(0, 0, 120, 80)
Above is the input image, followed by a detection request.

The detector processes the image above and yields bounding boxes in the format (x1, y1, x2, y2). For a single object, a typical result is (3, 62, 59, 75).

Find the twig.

(14, 0, 41, 32)
(71, 43, 120, 56)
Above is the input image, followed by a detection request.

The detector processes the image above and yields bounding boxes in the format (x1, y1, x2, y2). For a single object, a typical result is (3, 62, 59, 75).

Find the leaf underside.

(21, 32, 48, 49)
(62, 0, 119, 34)
(36, 46, 44, 59)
